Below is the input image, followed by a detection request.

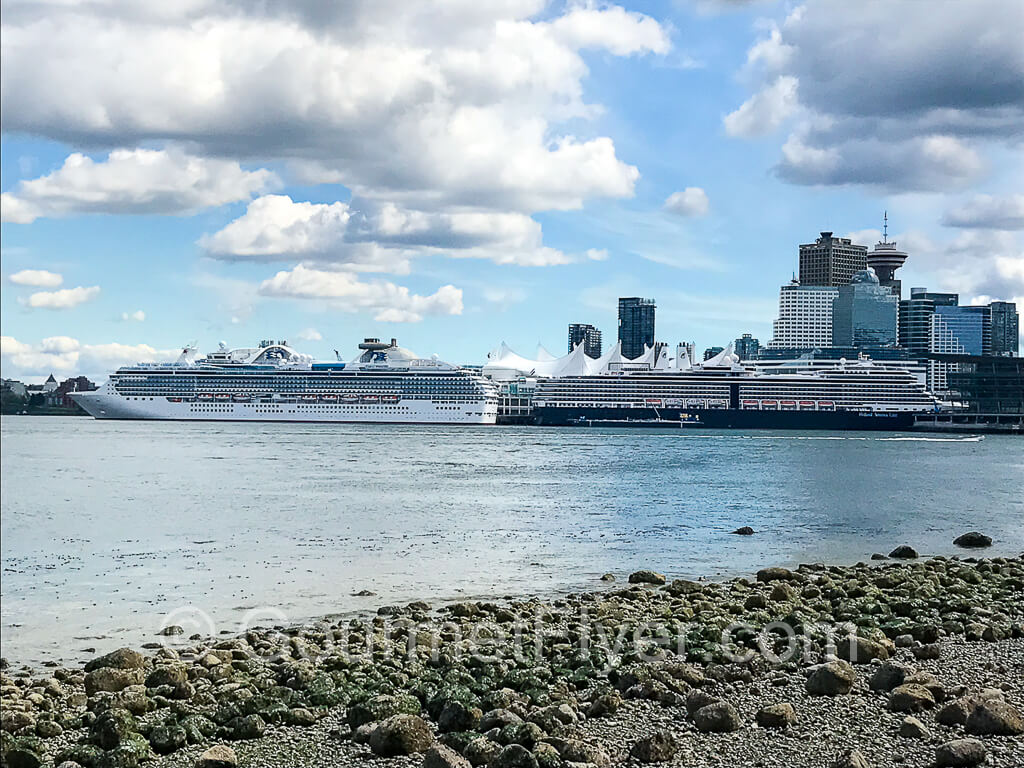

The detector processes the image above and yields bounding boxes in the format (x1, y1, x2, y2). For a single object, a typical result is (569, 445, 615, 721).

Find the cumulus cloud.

(725, 0, 1024, 191)
(200, 195, 581, 268)
(258, 264, 463, 322)
(0, 2, 660, 215)
(1, 335, 176, 379)
(121, 310, 146, 322)
(664, 187, 710, 217)
(9, 269, 63, 287)
(23, 285, 101, 309)
(1, 148, 277, 223)
(723, 76, 797, 138)
(942, 194, 1024, 230)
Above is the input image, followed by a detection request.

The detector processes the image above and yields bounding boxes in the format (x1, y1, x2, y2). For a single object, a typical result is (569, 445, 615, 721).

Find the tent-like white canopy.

(483, 340, 702, 380)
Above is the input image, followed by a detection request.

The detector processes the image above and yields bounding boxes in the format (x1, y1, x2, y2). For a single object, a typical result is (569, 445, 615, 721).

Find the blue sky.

(2, 0, 1022, 382)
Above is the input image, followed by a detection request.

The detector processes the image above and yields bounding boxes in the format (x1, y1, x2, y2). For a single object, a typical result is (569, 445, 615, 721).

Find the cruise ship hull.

(71, 389, 497, 425)
(534, 405, 918, 431)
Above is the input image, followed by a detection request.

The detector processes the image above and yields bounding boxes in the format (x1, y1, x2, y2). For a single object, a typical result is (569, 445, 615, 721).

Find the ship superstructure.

(533, 353, 939, 429)
(72, 338, 498, 424)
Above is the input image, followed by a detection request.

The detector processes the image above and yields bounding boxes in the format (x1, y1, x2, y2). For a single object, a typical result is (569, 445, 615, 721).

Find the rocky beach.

(2, 544, 1023, 768)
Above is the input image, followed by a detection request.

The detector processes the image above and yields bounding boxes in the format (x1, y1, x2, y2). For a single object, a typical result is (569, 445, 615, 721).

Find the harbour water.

(2, 416, 1022, 666)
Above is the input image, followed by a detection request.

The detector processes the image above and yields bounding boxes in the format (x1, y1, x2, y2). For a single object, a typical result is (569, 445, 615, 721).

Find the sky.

(2, 0, 1022, 383)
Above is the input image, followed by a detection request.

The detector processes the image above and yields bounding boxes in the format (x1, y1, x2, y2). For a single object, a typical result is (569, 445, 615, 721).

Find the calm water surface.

(2, 416, 1022, 665)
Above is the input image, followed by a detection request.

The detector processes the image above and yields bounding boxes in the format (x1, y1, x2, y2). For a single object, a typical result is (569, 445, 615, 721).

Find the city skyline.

(2, 0, 1023, 383)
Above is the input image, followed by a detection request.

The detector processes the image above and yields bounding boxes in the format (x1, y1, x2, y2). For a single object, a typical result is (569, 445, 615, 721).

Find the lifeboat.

(341, 394, 358, 404)
(799, 400, 816, 411)
(665, 398, 682, 407)
(300, 394, 318, 403)
(197, 393, 213, 401)
(645, 398, 663, 406)
(321, 394, 338, 402)
(741, 400, 759, 409)
(381, 395, 400, 404)
(362, 394, 380, 404)
(761, 400, 778, 410)
(819, 400, 835, 411)
(232, 394, 251, 402)
(684, 398, 703, 408)
(780, 400, 797, 411)
(214, 393, 231, 400)
(708, 399, 728, 409)
(167, 397, 182, 403)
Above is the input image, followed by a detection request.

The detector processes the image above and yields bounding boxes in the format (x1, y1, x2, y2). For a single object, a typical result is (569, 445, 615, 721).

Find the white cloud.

(943, 194, 1024, 230)
(725, 0, 1023, 191)
(121, 310, 146, 322)
(201, 195, 583, 268)
(295, 328, 323, 341)
(9, 269, 63, 287)
(24, 285, 101, 309)
(1, 148, 278, 223)
(258, 264, 463, 322)
(0, 3, 661, 216)
(664, 187, 710, 217)
(1, 335, 176, 380)
(723, 76, 797, 138)
(200, 195, 352, 259)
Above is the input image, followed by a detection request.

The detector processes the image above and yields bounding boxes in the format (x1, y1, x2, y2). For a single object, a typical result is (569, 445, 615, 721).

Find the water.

(2, 416, 1022, 666)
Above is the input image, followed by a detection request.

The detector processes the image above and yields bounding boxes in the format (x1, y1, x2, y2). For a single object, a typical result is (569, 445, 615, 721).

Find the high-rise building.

(567, 323, 602, 357)
(703, 346, 724, 361)
(799, 231, 869, 287)
(734, 333, 760, 360)
(899, 288, 990, 393)
(617, 297, 656, 359)
(866, 214, 908, 298)
(832, 268, 899, 348)
(767, 280, 838, 349)
(989, 301, 1019, 356)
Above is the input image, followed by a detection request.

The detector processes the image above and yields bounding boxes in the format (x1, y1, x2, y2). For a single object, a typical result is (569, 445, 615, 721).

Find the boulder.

(148, 724, 187, 754)
(899, 716, 929, 739)
(195, 744, 238, 768)
(888, 546, 918, 559)
(423, 744, 471, 768)
(831, 750, 871, 768)
(806, 661, 856, 696)
(463, 737, 500, 767)
(935, 739, 986, 767)
(84, 649, 145, 673)
(438, 701, 482, 733)
(693, 701, 741, 733)
(953, 532, 992, 548)
(756, 703, 796, 729)
(836, 635, 891, 664)
(368, 714, 434, 757)
(628, 570, 666, 585)
(888, 684, 936, 713)
(490, 744, 538, 768)
(756, 567, 793, 583)
(964, 699, 1024, 736)
(869, 660, 910, 692)
(90, 708, 137, 750)
(630, 730, 678, 763)
(586, 692, 621, 718)
(84, 668, 145, 696)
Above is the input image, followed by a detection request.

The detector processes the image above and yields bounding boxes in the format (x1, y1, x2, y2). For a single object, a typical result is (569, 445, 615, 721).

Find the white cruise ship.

(71, 338, 498, 425)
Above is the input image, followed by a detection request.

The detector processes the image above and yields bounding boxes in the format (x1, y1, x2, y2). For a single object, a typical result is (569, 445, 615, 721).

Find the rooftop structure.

(866, 213, 908, 298)
(799, 231, 868, 287)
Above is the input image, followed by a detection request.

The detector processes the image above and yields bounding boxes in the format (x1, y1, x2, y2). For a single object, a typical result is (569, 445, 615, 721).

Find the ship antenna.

(883, 210, 888, 243)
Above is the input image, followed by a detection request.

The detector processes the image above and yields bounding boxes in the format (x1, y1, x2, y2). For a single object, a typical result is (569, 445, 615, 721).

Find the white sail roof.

(483, 340, 660, 380)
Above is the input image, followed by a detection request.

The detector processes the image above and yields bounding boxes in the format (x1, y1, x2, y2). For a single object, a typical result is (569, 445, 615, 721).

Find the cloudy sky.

(2, 0, 1022, 382)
